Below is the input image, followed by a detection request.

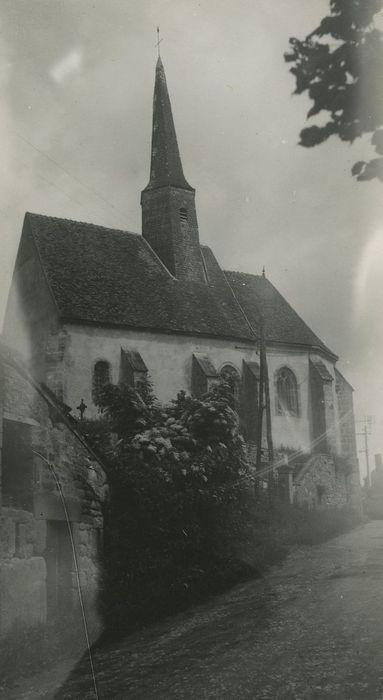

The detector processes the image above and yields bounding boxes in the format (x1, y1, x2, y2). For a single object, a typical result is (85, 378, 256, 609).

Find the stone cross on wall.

(76, 398, 87, 420)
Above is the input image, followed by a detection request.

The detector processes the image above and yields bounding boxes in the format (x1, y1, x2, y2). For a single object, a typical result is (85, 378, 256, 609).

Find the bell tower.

(141, 57, 206, 284)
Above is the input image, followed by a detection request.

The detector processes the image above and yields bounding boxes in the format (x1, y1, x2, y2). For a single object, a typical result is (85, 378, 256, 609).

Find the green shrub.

(83, 378, 254, 630)
(79, 378, 361, 633)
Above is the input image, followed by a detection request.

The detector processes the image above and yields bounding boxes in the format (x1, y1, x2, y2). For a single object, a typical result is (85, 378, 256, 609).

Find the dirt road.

(5, 521, 383, 699)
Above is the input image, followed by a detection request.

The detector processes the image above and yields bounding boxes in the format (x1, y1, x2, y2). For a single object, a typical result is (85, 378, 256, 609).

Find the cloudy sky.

(0, 0, 382, 475)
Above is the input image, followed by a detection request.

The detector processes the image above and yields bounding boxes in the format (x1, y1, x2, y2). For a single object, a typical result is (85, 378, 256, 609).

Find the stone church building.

(4, 57, 360, 508)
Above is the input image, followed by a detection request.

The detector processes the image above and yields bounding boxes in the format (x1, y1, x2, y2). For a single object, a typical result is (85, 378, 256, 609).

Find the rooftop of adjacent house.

(17, 212, 336, 358)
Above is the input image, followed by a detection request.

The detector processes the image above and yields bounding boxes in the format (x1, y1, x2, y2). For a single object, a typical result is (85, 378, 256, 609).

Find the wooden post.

(262, 323, 274, 499)
(256, 320, 265, 473)
(263, 341, 274, 466)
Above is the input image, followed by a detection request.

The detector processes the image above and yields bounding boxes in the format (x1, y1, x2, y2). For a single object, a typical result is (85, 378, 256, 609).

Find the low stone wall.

(0, 556, 46, 635)
(293, 454, 348, 509)
(0, 356, 107, 640)
(0, 503, 103, 639)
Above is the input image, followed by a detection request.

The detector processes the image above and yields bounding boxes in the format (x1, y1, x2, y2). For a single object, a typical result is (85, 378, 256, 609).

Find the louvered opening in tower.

(179, 207, 188, 223)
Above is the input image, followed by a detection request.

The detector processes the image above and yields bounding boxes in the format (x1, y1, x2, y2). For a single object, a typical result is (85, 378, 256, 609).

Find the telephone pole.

(256, 320, 265, 473)
(357, 416, 373, 488)
(256, 317, 274, 475)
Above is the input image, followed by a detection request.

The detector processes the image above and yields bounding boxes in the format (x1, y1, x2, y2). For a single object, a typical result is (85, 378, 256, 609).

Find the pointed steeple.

(144, 57, 193, 192)
(141, 56, 206, 284)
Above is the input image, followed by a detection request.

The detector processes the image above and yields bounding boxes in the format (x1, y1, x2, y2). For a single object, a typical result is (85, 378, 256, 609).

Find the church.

(4, 56, 360, 507)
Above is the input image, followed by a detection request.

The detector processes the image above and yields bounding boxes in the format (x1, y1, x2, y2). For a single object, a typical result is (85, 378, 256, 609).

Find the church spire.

(141, 55, 206, 284)
(144, 56, 193, 192)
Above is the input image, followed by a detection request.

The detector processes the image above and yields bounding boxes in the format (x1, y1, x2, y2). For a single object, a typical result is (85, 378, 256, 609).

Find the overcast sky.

(1, 0, 382, 475)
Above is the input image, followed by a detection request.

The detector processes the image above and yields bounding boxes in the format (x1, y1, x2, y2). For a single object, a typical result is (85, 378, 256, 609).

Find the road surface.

(4, 520, 383, 699)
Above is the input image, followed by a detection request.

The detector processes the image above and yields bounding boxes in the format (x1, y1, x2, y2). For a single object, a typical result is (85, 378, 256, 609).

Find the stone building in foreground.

(3, 57, 360, 510)
(0, 338, 106, 641)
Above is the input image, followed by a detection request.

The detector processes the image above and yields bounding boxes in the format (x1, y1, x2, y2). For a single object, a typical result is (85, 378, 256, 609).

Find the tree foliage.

(95, 377, 249, 489)
(79, 378, 362, 631)
(285, 0, 383, 181)
(82, 378, 254, 628)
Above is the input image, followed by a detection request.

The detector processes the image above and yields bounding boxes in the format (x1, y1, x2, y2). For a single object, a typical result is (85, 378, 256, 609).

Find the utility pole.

(256, 317, 274, 474)
(256, 320, 265, 473)
(263, 336, 274, 466)
(357, 416, 373, 488)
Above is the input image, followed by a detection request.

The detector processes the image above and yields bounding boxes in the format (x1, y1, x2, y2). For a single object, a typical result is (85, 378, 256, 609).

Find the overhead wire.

(12, 130, 131, 228)
(32, 449, 99, 700)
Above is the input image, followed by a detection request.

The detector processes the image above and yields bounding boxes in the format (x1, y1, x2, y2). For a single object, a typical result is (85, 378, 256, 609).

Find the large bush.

(82, 378, 255, 629)
(80, 378, 361, 633)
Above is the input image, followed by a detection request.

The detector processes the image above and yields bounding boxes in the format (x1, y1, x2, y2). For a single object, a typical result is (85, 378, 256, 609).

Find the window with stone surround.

(92, 360, 111, 405)
(275, 366, 299, 417)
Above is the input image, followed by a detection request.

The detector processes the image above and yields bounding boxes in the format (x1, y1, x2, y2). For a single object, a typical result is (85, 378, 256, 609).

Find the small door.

(45, 520, 74, 617)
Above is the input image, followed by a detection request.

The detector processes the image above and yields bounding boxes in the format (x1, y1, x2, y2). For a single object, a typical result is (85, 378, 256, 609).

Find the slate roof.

(310, 357, 334, 382)
(192, 353, 218, 378)
(121, 349, 148, 373)
(24, 213, 253, 341)
(225, 271, 337, 359)
(143, 58, 193, 192)
(335, 367, 354, 391)
(20, 213, 336, 357)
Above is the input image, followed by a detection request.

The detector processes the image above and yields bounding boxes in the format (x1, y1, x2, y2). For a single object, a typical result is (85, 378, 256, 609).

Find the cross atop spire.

(156, 26, 163, 58)
(143, 55, 193, 192)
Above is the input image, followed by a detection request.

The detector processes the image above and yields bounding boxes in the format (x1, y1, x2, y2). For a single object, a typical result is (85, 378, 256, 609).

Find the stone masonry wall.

(0, 358, 107, 639)
(335, 370, 358, 463)
(3, 227, 60, 382)
(334, 370, 361, 509)
(141, 186, 206, 283)
(294, 454, 348, 509)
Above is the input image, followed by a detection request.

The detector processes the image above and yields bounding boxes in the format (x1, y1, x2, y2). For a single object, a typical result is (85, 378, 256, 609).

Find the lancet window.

(275, 366, 299, 416)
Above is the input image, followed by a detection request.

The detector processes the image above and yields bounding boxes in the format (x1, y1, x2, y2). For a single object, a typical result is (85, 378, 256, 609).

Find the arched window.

(179, 207, 188, 223)
(275, 367, 299, 416)
(92, 360, 111, 404)
(220, 364, 241, 407)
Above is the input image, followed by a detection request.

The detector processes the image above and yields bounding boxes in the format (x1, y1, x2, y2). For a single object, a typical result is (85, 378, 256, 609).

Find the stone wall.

(141, 185, 206, 283)
(65, 325, 321, 453)
(3, 222, 59, 381)
(45, 329, 71, 403)
(268, 350, 313, 452)
(335, 369, 358, 463)
(308, 356, 339, 455)
(293, 454, 348, 509)
(0, 553, 46, 635)
(0, 506, 47, 635)
(0, 354, 107, 640)
(334, 370, 361, 508)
